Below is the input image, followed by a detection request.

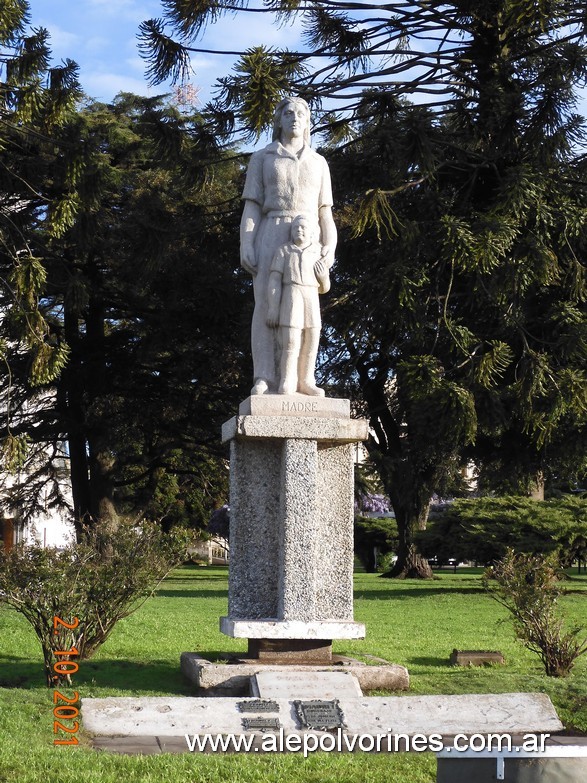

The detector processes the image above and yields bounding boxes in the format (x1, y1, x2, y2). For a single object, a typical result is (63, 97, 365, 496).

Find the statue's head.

(272, 97, 311, 144)
(290, 214, 317, 246)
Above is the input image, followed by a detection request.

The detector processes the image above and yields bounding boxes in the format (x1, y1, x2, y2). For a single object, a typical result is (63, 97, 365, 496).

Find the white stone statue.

(267, 215, 330, 395)
(240, 96, 337, 396)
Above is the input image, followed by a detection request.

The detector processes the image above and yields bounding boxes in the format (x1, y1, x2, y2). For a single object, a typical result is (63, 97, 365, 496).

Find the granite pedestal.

(220, 396, 368, 663)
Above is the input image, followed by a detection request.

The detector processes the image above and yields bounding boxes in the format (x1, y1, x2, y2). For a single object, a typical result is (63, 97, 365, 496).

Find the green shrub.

(417, 495, 587, 566)
(354, 515, 398, 572)
(0, 521, 192, 685)
(485, 549, 587, 677)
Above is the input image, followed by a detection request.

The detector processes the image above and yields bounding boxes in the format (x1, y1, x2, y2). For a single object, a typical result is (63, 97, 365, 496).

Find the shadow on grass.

(155, 589, 227, 598)
(0, 654, 48, 689)
(167, 573, 229, 582)
(0, 656, 198, 694)
(354, 586, 486, 600)
(407, 655, 453, 668)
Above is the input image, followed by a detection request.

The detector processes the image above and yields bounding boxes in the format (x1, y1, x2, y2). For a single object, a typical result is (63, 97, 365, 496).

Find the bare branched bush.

(0, 521, 193, 685)
(485, 550, 587, 677)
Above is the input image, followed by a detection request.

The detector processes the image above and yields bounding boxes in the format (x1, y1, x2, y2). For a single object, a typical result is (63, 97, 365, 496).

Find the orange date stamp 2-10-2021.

(52, 615, 80, 745)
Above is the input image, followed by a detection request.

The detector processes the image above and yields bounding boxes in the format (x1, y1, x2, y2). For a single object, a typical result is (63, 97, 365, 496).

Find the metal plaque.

(241, 717, 281, 732)
(294, 699, 346, 730)
(237, 699, 279, 713)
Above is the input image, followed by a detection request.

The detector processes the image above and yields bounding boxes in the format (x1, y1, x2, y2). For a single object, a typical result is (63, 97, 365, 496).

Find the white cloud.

(83, 71, 153, 101)
(87, 0, 160, 24)
(125, 56, 146, 75)
(84, 36, 110, 55)
(204, 13, 304, 52)
(41, 23, 81, 59)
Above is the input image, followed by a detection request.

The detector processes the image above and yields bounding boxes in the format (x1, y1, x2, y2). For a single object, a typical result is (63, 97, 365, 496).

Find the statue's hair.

(272, 97, 311, 144)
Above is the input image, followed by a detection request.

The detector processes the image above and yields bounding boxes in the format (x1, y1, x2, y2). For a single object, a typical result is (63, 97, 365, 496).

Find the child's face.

(292, 220, 311, 245)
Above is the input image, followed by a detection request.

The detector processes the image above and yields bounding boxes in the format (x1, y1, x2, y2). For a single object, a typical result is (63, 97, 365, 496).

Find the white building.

(1, 448, 76, 551)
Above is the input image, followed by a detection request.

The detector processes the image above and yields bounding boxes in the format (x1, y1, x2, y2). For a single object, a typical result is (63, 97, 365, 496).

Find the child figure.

(266, 215, 331, 396)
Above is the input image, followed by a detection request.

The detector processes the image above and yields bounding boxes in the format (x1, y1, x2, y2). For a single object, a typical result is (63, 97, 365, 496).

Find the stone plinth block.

(222, 414, 369, 444)
(239, 394, 350, 419)
(222, 403, 368, 650)
(220, 618, 366, 640)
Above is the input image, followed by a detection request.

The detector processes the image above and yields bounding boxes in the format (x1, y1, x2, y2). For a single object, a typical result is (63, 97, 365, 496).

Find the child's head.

(291, 215, 314, 246)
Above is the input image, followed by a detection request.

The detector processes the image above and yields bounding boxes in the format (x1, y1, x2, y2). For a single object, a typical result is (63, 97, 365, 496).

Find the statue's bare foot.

(251, 379, 269, 395)
(298, 382, 325, 397)
(278, 381, 296, 395)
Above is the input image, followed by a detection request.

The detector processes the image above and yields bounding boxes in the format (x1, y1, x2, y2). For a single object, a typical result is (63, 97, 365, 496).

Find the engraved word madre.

(281, 400, 319, 413)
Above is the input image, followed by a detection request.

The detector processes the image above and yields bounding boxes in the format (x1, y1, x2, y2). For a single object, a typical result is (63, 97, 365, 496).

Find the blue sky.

(29, 0, 303, 105)
(27, 1, 587, 122)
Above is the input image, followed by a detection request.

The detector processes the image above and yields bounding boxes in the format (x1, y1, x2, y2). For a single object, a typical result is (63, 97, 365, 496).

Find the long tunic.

(242, 141, 333, 385)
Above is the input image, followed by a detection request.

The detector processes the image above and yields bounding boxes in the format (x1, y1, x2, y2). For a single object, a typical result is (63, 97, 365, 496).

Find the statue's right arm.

(240, 200, 262, 275)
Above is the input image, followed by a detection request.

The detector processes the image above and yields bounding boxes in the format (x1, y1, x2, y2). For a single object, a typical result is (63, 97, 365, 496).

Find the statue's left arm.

(318, 157, 337, 268)
(318, 206, 337, 269)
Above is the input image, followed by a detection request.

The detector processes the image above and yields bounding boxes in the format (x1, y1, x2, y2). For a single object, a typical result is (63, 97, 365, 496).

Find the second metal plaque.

(293, 699, 346, 730)
(242, 717, 281, 732)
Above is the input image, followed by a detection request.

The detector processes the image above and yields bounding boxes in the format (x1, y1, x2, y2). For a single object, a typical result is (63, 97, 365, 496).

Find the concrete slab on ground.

(251, 670, 363, 699)
(82, 692, 563, 740)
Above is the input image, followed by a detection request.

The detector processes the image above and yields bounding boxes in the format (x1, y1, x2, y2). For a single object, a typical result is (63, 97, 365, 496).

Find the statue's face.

(280, 101, 308, 139)
(292, 219, 311, 245)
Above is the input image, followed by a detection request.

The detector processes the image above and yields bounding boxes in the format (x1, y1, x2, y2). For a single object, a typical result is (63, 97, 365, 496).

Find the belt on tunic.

(266, 210, 318, 219)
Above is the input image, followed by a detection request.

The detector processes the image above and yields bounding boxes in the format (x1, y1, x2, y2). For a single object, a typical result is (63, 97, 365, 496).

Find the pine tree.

(2, 93, 251, 537)
(0, 0, 81, 469)
(140, 0, 587, 576)
(139, 0, 587, 139)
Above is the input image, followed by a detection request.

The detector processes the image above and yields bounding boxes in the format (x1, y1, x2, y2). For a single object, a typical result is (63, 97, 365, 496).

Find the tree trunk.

(382, 504, 434, 579)
(355, 364, 433, 579)
(62, 298, 91, 541)
(528, 471, 545, 501)
(85, 294, 119, 536)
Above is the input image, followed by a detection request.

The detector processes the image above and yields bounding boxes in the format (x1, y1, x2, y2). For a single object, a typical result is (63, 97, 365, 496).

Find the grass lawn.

(1, 565, 586, 783)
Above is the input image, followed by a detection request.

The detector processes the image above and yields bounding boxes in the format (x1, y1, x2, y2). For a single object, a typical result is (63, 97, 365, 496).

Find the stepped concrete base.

(220, 618, 366, 664)
(180, 652, 409, 696)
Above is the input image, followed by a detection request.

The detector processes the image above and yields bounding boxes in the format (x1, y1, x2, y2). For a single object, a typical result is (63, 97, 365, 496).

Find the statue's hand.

(241, 245, 257, 276)
(266, 310, 279, 328)
(314, 258, 328, 282)
(320, 244, 335, 268)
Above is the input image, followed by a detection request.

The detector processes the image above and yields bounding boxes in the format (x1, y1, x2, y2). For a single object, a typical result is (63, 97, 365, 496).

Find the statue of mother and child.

(240, 96, 337, 397)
